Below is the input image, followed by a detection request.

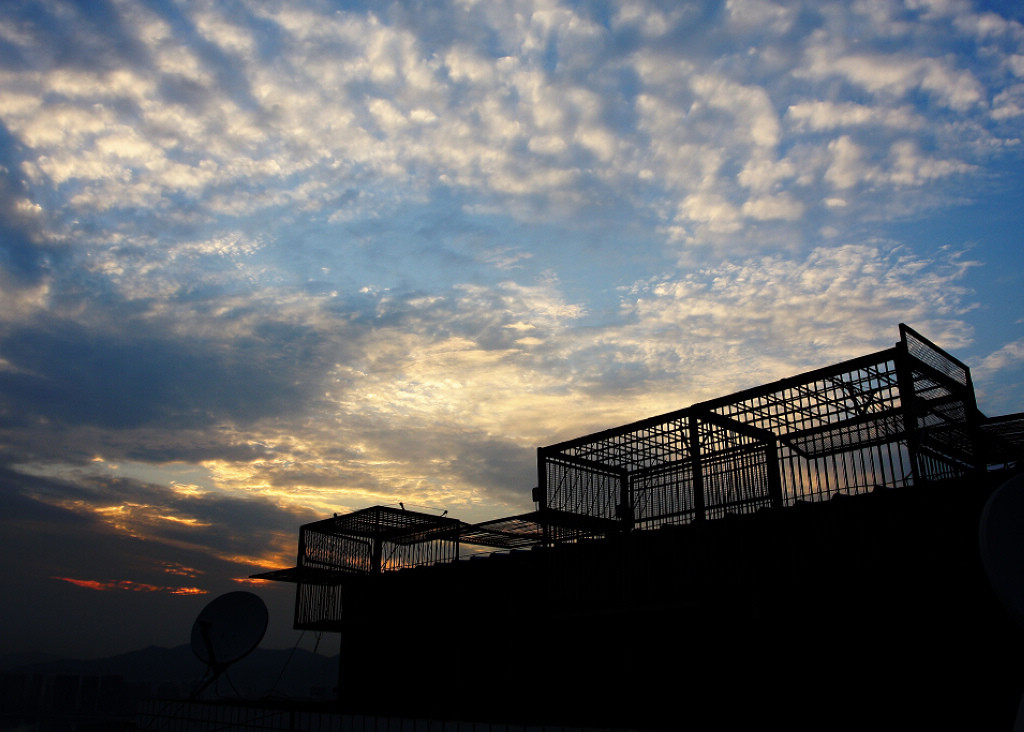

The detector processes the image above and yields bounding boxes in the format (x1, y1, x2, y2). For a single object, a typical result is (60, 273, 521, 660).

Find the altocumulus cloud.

(0, 0, 1022, 658)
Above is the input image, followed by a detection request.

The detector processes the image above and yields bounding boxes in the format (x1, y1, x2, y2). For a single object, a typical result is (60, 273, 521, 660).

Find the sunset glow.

(52, 577, 208, 595)
(1, 0, 1022, 661)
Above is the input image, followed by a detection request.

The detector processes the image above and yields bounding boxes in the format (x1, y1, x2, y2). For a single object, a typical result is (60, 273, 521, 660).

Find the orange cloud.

(159, 561, 205, 578)
(52, 576, 208, 594)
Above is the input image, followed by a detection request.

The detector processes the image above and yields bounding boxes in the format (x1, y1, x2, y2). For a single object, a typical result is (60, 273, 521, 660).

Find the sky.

(1, 0, 1023, 662)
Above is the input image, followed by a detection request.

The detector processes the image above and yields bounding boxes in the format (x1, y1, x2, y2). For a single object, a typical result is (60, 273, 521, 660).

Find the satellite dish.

(979, 473, 1024, 629)
(189, 591, 268, 697)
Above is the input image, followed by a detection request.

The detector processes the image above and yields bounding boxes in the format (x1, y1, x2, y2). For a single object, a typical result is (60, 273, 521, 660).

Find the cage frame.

(535, 324, 986, 529)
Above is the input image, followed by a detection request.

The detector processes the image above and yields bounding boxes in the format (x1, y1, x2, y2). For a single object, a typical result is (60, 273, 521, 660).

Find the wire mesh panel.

(710, 353, 911, 503)
(630, 458, 696, 528)
(914, 395, 976, 480)
(300, 527, 373, 574)
(899, 325, 979, 481)
(295, 582, 344, 630)
(708, 357, 903, 447)
(627, 418, 776, 528)
(902, 324, 969, 388)
(542, 415, 694, 527)
(776, 437, 914, 502)
(698, 419, 774, 521)
(542, 454, 623, 521)
(381, 527, 460, 572)
(564, 415, 691, 472)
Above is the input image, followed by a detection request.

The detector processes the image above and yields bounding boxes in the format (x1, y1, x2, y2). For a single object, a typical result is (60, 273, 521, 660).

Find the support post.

(690, 413, 706, 521)
(894, 340, 923, 487)
(370, 508, 384, 574)
(766, 438, 784, 509)
(536, 447, 550, 545)
(617, 473, 634, 531)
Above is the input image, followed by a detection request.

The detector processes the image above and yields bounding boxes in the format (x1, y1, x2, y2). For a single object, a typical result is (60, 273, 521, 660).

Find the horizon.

(0, 638, 339, 668)
(2, 0, 1023, 661)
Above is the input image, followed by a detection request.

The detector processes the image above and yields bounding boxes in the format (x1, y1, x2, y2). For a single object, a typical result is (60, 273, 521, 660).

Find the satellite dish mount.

(189, 591, 268, 699)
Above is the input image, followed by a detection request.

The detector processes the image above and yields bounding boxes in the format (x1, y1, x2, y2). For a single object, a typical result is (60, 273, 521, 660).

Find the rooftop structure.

(537, 323, 998, 530)
(252, 324, 1024, 729)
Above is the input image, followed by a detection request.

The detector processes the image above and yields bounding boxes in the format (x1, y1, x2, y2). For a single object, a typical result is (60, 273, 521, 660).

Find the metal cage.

(536, 324, 985, 529)
(254, 506, 462, 630)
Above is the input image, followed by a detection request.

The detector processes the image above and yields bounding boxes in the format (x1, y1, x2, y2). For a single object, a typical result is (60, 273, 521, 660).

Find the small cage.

(298, 506, 462, 576)
(253, 506, 463, 630)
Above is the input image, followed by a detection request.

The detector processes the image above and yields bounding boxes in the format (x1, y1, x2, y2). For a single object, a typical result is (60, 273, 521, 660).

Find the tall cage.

(536, 324, 985, 530)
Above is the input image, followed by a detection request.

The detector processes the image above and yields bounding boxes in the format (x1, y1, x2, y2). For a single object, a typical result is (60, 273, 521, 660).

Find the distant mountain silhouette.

(3, 644, 338, 701)
(0, 651, 63, 670)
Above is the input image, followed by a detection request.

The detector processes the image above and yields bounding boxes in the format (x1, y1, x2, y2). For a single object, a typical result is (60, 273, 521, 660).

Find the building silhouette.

(253, 324, 1024, 730)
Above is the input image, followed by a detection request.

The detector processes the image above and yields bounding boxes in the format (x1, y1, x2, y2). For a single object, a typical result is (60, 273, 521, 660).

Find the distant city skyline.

(1, 0, 1023, 660)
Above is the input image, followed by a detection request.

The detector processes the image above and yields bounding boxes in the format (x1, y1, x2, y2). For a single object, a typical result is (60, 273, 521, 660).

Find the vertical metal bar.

(690, 413, 706, 521)
(785, 447, 797, 505)
(294, 526, 307, 629)
(804, 454, 815, 500)
(371, 510, 383, 575)
(963, 365, 986, 476)
(536, 447, 551, 546)
(766, 438, 783, 509)
(865, 439, 876, 489)
(535, 447, 548, 510)
(883, 439, 897, 488)
(894, 339, 923, 487)
(838, 435, 851, 493)
(820, 446, 833, 498)
(619, 472, 634, 531)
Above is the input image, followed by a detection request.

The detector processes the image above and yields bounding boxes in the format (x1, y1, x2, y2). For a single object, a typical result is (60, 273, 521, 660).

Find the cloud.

(600, 242, 979, 398)
(0, 124, 62, 308)
(200, 242, 982, 515)
(0, 0, 1015, 490)
(799, 45, 985, 111)
(2, 0, 1014, 255)
(0, 314, 326, 433)
(0, 462, 298, 654)
(786, 101, 927, 132)
(0, 0, 1022, 660)
(1, 458, 315, 576)
(726, 0, 797, 34)
(52, 576, 207, 594)
(972, 338, 1024, 413)
(821, 134, 974, 192)
(975, 338, 1024, 379)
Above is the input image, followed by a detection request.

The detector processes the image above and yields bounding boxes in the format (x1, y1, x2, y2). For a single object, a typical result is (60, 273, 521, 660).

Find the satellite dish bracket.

(188, 591, 269, 699)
